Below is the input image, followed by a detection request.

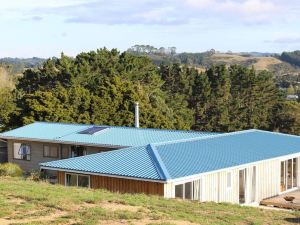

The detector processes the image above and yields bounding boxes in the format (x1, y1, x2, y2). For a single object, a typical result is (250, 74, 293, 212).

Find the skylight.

(78, 126, 108, 135)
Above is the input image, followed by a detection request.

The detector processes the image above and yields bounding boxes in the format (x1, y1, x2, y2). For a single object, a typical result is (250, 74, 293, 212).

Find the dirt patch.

(6, 197, 26, 205)
(100, 201, 146, 213)
(0, 210, 67, 225)
(98, 218, 198, 225)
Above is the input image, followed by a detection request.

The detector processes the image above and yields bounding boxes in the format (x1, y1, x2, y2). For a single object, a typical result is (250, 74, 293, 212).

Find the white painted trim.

(279, 157, 299, 194)
(42, 167, 167, 184)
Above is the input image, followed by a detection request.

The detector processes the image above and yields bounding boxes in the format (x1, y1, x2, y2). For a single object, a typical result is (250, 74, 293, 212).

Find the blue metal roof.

(40, 130, 300, 181)
(41, 145, 163, 180)
(0, 122, 215, 147)
(155, 130, 300, 179)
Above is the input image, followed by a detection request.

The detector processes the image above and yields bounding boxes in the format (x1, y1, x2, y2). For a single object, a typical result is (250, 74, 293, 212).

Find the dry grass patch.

(0, 177, 300, 225)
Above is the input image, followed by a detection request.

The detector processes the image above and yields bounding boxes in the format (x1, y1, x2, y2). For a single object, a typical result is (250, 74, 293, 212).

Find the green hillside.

(127, 46, 300, 78)
(0, 177, 299, 225)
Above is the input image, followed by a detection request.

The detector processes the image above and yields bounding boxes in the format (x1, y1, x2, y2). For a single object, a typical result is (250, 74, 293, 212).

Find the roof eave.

(40, 166, 168, 183)
(0, 136, 129, 149)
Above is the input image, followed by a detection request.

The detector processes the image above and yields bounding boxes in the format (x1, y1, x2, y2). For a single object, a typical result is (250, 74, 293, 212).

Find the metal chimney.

(135, 102, 139, 128)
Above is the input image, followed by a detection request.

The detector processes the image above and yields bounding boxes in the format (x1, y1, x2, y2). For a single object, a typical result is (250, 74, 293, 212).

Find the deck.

(260, 190, 300, 210)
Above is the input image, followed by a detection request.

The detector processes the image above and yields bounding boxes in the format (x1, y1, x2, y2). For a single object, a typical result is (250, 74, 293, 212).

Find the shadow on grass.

(285, 217, 300, 223)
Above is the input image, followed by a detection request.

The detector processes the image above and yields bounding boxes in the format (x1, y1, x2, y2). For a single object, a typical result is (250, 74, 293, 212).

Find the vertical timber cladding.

(57, 171, 164, 196)
(58, 171, 65, 185)
(90, 175, 164, 196)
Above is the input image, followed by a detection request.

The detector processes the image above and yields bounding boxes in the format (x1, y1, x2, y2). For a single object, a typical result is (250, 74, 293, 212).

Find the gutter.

(0, 136, 128, 149)
(40, 166, 167, 184)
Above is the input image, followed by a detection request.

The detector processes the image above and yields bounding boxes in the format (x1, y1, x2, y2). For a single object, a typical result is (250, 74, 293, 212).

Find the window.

(43, 145, 58, 158)
(175, 182, 193, 200)
(78, 126, 108, 135)
(78, 175, 89, 187)
(13, 143, 30, 160)
(66, 174, 77, 186)
(227, 172, 232, 189)
(175, 184, 183, 198)
(71, 146, 86, 157)
(61, 146, 69, 159)
(185, 182, 192, 200)
(66, 173, 90, 188)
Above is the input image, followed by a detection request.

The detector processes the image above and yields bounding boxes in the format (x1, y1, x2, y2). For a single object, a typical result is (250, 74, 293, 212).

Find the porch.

(260, 189, 300, 210)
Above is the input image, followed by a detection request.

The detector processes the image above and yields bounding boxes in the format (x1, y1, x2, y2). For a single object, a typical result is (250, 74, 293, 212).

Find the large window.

(175, 181, 197, 200)
(13, 143, 30, 160)
(43, 145, 59, 158)
(66, 173, 90, 188)
(281, 158, 298, 192)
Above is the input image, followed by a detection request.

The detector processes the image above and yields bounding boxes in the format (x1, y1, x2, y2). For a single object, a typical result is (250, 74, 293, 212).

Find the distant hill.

(126, 46, 300, 78)
(0, 57, 46, 75)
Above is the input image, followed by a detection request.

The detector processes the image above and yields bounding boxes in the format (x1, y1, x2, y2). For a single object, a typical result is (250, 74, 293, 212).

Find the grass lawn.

(0, 177, 299, 225)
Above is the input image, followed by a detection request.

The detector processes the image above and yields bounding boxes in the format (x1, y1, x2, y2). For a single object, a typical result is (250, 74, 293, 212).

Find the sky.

(0, 0, 299, 58)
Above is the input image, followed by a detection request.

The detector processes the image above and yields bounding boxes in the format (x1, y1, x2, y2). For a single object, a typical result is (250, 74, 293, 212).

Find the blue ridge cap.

(147, 144, 171, 181)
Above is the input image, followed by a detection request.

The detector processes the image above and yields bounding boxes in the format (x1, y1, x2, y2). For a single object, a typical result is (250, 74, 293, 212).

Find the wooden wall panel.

(58, 171, 65, 185)
(57, 171, 164, 196)
(90, 175, 164, 196)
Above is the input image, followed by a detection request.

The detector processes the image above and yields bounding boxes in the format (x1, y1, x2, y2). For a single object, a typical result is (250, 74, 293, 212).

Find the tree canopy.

(0, 48, 299, 135)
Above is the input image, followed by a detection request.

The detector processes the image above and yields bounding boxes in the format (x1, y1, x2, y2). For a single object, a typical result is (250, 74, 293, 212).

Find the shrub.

(0, 163, 23, 177)
(27, 170, 46, 181)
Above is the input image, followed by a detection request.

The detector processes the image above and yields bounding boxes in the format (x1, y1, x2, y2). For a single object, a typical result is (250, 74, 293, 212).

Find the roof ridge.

(152, 129, 258, 147)
(147, 144, 171, 181)
(250, 129, 300, 139)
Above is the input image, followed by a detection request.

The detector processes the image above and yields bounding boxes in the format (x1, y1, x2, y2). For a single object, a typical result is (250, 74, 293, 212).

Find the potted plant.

(284, 196, 295, 203)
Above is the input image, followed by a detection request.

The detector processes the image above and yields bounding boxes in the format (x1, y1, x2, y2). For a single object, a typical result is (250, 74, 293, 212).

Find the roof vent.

(135, 102, 139, 128)
(79, 126, 108, 135)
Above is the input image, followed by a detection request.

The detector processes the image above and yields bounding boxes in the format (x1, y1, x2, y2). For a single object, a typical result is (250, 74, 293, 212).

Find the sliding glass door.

(281, 158, 298, 192)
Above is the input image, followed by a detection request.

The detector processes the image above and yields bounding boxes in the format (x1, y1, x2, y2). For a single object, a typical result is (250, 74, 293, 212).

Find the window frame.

(65, 173, 90, 188)
(43, 144, 59, 158)
(13, 142, 31, 161)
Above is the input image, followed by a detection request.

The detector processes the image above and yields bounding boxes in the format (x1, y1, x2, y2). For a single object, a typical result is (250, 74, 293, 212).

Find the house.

(1, 122, 300, 205)
(287, 94, 299, 101)
(39, 129, 300, 205)
(0, 122, 214, 172)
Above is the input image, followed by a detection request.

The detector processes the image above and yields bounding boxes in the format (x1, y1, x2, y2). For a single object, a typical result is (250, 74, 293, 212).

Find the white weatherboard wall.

(164, 157, 300, 204)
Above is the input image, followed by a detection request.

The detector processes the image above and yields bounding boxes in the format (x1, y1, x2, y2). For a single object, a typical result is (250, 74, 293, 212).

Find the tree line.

(0, 48, 300, 135)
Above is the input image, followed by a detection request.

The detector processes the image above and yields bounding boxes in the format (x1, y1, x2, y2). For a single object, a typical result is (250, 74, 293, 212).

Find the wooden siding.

(58, 171, 65, 184)
(57, 171, 164, 196)
(90, 175, 164, 196)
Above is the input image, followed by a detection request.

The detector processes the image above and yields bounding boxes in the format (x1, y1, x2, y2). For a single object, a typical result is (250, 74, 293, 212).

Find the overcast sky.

(0, 0, 299, 57)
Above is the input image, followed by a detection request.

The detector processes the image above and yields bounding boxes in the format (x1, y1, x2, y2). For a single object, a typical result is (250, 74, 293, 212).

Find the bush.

(0, 163, 23, 177)
(27, 170, 46, 181)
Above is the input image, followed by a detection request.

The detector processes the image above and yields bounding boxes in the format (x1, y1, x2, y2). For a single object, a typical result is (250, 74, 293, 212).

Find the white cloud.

(0, 0, 90, 20)
(185, 0, 281, 23)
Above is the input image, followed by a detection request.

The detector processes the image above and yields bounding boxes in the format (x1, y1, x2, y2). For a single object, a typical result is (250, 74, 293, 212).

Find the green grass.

(0, 177, 299, 225)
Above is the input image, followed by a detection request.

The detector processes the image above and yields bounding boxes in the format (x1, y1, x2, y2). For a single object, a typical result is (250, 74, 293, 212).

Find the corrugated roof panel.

(40, 129, 300, 181)
(0, 122, 90, 140)
(40, 145, 163, 180)
(155, 130, 300, 179)
(0, 122, 215, 147)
